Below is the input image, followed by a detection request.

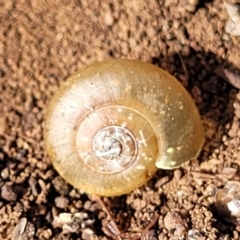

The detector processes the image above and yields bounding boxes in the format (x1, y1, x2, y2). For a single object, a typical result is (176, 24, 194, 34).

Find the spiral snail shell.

(44, 59, 204, 196)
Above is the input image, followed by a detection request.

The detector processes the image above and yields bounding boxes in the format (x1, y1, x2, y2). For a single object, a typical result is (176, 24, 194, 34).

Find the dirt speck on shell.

(1, 0, 240, 239)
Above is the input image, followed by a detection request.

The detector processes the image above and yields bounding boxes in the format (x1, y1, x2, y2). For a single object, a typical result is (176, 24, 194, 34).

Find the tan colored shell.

(44, 59, 204, 196)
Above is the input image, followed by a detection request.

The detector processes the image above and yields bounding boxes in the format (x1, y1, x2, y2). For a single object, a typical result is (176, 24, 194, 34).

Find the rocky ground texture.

(1, 0, 240, 239)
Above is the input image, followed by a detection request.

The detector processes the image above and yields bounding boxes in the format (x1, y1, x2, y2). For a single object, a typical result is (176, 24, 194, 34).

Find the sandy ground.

(1, 0, 240, 239)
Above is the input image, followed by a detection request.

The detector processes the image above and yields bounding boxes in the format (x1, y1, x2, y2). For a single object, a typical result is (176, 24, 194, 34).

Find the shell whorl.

(44, 59, 204, 196)
(75, 106, 158, 174)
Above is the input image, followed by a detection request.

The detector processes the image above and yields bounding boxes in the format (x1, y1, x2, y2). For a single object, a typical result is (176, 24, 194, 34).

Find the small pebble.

(215, 181, 240, 225)
(1, 167, 9, 179)
(188, 229, 204, 240)
(163, 211, 187, 237)
(1, 183, 17, 201)
(11, 218, 27, 240)
(224, 1, 240, 36)
(52, 213, 72, 228)
(55, 196, 69, 209)
(82, 228, 96, 240)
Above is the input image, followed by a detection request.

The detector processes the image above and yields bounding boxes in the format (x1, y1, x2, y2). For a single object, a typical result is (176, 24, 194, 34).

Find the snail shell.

(44, 59, 204, 196)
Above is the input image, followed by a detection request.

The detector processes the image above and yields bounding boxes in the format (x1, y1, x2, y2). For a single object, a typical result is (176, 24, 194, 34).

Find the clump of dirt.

(1, 0, 240, 239)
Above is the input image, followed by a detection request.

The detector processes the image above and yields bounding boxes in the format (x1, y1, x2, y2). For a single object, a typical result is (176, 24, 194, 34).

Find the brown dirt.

(1, 0, 240, 239)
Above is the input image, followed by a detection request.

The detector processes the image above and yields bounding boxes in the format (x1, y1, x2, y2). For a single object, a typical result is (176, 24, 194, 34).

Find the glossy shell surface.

(44, 59, 204, 196)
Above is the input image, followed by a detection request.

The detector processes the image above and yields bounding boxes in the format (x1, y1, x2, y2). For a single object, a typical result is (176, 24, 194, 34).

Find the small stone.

(74, 212, 88, 220)
(83, 200, 92, 210)
(215, 181, 240, 225)
(188, 229, 204, 240)
(82, 228, 96, 240)
(163, 211, 187, 237)
(52, 176, 71, 195)
(28, 177, 38, 197)
(1, 167, 9, 179)
(52, 213, 72, 228)
(55, 196, 69, 209)
(224, 1, 240, 36)
(1, 183, 17, 201)
(204, 184, 217, 197)
(21, 222, 35, 239)
(225, 20, 240, 36)
(104, 12, 114, 26)
(38, 229, 52, 239)
(11, 218, 27, 240)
